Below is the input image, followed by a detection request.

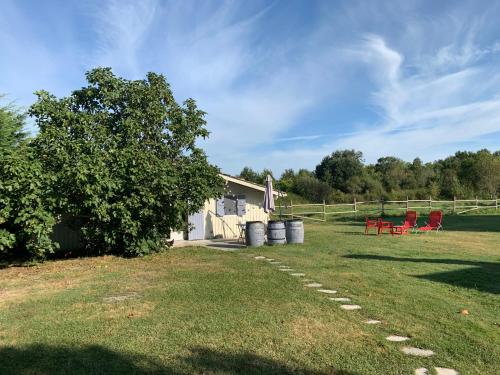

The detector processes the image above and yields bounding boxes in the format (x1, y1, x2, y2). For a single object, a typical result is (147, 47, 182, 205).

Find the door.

(188, 210, 205, 240)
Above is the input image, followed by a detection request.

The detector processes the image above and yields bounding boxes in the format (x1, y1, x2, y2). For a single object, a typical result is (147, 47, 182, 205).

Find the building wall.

(203, 181, 270, 239)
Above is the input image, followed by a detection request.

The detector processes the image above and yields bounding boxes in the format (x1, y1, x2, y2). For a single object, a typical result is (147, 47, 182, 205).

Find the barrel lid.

(286, 219, 303, 222)
(268, 220, 285, 224)
(246, 221, 264, 224)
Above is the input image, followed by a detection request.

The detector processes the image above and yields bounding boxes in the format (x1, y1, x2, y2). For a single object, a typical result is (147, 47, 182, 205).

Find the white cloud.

(332, 33, 500, 163)
(88, 0, 348, 174)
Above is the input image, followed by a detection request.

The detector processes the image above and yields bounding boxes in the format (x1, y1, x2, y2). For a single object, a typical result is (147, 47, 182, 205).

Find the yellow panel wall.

(203, 182, 271, 239)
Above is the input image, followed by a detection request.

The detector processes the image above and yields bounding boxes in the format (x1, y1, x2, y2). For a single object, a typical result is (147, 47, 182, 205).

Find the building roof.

(219, 173, 286, 196)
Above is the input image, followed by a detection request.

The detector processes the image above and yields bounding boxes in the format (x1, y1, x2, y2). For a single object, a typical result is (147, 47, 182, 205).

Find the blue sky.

(1, 0, 500, 175)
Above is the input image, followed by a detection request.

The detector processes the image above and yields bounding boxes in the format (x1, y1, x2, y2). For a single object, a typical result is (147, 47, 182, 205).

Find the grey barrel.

(267, 220, 286, 245)
(286, 219, 304, 244)
(245, 221, 265, 247)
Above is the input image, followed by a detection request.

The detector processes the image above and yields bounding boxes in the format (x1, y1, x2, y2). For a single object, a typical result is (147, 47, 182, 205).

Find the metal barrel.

(285, 219, 304, 244)
(245, 221, 265, 247)
(267, 220, 286, 245)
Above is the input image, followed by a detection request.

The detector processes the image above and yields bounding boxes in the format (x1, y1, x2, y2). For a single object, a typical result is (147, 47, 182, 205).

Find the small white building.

(170, 173, 284, 241)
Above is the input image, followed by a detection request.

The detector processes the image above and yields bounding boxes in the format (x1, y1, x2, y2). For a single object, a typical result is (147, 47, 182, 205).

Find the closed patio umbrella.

(263, 174, 275, 213)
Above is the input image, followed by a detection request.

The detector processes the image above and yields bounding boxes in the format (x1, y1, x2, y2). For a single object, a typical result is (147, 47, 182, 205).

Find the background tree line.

(239, 149, 500, 203)
(0, 69, 222, 261)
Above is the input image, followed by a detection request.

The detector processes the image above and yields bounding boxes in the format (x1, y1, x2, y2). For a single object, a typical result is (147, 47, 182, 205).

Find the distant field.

(1, 215, 499, 374)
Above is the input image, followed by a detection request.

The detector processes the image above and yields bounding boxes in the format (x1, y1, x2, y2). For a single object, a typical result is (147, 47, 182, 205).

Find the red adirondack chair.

(365, 217, 379, 234)
(419, 210, 443, 232)
(392, 211, 418, 235)
(378, 220, 393, 235)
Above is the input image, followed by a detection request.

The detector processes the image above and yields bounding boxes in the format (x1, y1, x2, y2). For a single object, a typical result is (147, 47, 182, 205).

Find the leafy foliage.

(0, 96, 26, 158)
(243, 149, 500, 203)
(0, 149, 57, 258)
(315, 150, 364, 193)
(238, 167, 274, 185)
(29, 68, 223, 256)
(0, 100, 56, 259)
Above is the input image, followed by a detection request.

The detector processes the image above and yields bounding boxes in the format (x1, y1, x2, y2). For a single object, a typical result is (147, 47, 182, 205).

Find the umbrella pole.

(279, 190, 283, 221)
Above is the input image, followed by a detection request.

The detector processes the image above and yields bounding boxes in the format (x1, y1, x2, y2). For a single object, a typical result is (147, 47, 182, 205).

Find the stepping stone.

(317, 289, 337, 294)
(415, 368, 428, 375)
(265, 258, 275, 261)
(365, 319, 381, 324)
(269, 261, 281, 264)
(103, 292, 139, 303)
(329, 297, 351, 302)
(340, 304, 361, 310)
(278, 265, 291, 268)
(435, 368, 459, 375)
(386, 335, 409, 342)
(254, 256, 266, 260)
(279, 268, 294, 272)
(305, 283, 323, 288)
(290, 273, 305, 277)
(401, 347, 434, 357)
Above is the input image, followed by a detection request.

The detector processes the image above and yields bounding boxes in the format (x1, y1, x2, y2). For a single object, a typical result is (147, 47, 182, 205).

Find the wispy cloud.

(333, 31, 500, 163)
(87, 0, 348, 172)
(275, 135, 324, 143)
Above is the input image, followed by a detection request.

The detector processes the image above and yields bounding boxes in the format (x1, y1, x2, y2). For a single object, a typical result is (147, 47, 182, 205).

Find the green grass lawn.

(1, 215, 499, 374)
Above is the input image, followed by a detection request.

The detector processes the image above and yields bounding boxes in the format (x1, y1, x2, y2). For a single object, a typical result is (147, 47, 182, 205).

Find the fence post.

(291, 200, 293, 219)
(496, 197, 498, 211)
(476, 196, 478, 210)
(406, 196, 409, 211)
(453, 196, 456, 214)
(381, 199, 385, 216)
(354, 197, 357, 219)
(429, 196, 432, 210)
(323, 200, 326, 222)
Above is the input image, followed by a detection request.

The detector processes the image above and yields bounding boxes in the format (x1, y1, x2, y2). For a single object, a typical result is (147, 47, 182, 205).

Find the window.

(216, 195, 246, 217)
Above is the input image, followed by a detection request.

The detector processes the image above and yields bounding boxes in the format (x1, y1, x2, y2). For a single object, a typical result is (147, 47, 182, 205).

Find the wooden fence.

(273, 197, 499, 222)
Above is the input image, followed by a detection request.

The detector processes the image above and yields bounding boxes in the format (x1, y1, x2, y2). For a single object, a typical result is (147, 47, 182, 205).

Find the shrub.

(29, 68, 223, 256)
(0, 148, 57, 259)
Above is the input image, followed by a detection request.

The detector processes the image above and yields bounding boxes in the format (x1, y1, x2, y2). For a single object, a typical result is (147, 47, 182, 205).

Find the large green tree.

(30, 68, 223, 256)
(315, 150, 364, 193)
(0, 98, 56, 259)
(0, 96, 26, 157)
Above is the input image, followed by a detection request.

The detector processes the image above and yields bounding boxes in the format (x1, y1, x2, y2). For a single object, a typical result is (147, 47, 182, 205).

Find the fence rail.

(273, 196, 499, 222)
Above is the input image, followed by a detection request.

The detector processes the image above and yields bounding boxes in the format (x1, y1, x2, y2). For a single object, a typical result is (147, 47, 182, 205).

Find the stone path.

(317, 289, 337, 294)
(102, 292, 139, 303)
(401, 347, 434, 357)
(435, 368, 459, 375)
(340, 304, 361, 310)
(416, 368, 459, 375)
(251, 254, 459, 374)
(386, 335, 410, 342)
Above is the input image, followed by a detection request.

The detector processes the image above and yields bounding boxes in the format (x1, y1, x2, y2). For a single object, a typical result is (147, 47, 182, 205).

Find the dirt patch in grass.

(0, 277, 84, 308)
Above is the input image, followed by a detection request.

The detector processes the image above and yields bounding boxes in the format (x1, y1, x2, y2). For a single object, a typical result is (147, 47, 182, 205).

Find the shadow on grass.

(344, 254, 500, 294)
(0, 344, 357, 375)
